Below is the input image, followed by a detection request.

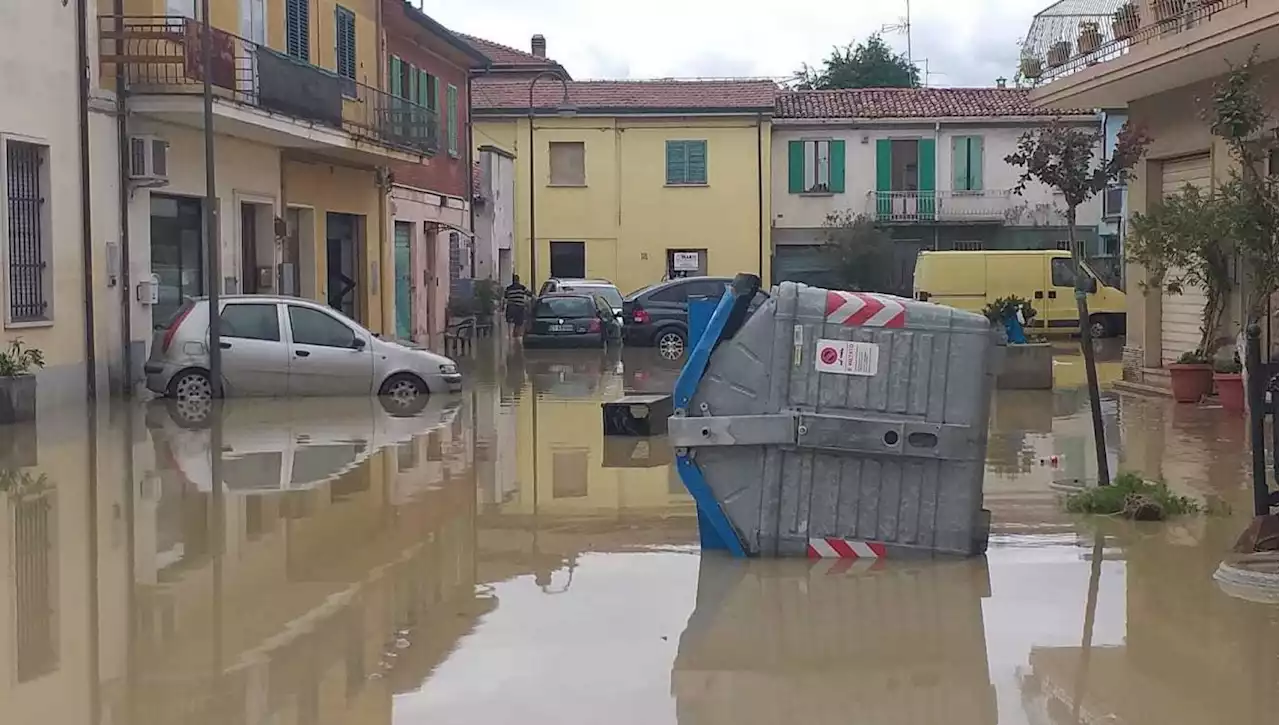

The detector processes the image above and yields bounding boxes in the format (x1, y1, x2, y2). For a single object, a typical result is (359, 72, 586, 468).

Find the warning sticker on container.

(815, 339, 879, 376)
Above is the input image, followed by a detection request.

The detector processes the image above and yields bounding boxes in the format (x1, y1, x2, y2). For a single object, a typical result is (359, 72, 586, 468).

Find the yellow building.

(101, 0, 438, 376)
(463, 35, 774, 293)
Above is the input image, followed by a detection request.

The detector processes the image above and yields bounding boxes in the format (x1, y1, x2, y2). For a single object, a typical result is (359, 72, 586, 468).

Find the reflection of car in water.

(523, 348, 623, 398)
(146, 396, 461, 493)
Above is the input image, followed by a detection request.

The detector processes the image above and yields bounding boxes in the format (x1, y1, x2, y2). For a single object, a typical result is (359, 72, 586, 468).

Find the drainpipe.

(114, 0, 133, 397)
(76, 0, 98, 399)
(756, 114, 764, 282)
(466, 72, 476, 278)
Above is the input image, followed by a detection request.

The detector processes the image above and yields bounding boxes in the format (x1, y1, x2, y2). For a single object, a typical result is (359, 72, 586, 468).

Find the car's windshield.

(535, 296, 595, 318)
(566, 285, 623, 308)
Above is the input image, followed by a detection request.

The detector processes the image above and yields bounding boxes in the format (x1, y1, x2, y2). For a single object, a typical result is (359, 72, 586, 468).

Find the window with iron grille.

(6, 140, 51, 323)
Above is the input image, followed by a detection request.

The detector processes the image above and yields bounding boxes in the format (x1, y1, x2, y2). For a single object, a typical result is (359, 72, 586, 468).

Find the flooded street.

(0, 341, 1274, 725)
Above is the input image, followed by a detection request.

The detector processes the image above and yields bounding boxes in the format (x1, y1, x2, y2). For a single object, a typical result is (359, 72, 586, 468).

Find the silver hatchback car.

(144, 296, 462, 408)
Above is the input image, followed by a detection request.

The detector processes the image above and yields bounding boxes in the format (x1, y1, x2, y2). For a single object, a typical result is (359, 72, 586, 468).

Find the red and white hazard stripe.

(806, 537, 887, 559)
(810, 557, 886, 576)
(824, 291, 906, 328)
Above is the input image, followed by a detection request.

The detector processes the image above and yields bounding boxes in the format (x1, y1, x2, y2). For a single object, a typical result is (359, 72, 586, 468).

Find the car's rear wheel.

(166, 368, 214, 424)
(1088, 314, 1110, 339)
(379, 373, 428, 415)
(655, 328, 686, 361)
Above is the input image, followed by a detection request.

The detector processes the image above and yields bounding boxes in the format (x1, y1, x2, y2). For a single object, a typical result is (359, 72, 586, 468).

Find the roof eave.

(473, 105, 775, 117)
(772, 114, 1099, 126)
(402, 3, 492, 68)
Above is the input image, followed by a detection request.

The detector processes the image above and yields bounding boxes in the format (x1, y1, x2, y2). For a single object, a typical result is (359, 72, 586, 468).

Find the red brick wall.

(382, 0, 473, 199)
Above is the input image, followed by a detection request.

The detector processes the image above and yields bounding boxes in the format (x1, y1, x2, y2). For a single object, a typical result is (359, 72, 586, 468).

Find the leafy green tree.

(819, 211, 896, 292)
(793, 34, 920, 90)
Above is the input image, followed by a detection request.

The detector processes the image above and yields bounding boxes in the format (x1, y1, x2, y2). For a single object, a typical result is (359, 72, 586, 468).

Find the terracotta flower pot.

(1168, 363, 1212, 403)
(1077, 25, 1103, 54)
(1112, 6, 1141, 40)
(1213, 372, 1245, 412)
(1047, 41, 1071, 68)
(1151, 0, 1185, 23)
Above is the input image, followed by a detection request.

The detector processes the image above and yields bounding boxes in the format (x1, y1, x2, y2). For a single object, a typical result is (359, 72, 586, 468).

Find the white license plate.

(549, 324, 574, 333)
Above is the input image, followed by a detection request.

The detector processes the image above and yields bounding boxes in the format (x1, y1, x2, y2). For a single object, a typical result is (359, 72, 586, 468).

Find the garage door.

(1159, 154, 1211, 364)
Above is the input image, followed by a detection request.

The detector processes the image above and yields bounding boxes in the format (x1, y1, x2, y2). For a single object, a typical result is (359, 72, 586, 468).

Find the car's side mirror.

(350, 337, 367, 350)
(1087, 277, 1099, 293)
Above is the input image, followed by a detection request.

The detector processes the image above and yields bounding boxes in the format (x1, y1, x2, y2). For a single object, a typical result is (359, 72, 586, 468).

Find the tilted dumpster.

(670, 274, 996, 558)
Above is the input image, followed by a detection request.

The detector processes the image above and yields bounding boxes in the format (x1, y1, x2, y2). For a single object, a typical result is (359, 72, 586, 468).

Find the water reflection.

(0, 341, 1272, 725)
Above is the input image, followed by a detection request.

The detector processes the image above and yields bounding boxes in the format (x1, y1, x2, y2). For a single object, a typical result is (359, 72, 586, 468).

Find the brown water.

(0, 341, 1274, 725)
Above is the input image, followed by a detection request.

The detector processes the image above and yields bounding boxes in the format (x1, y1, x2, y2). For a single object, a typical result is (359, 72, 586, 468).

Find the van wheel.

(1088, 315, 1110, 339)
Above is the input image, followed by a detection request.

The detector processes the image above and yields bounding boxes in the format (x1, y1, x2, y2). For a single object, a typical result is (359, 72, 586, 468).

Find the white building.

(770, 87, 1105, 293)
(1, 0, 120, 409)
(474, 145, 516, 285)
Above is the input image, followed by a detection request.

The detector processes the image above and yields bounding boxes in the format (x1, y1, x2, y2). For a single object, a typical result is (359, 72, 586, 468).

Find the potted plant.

(1112, 2, 1141, 40)
(0, 339, 43, 424)
(1151, 0, 1185, 23)
(1169, 350, 1213, 403)
(473, 279, 500, 323)
(1077, 21, 1103, 55)
(1212, 355, 1244, 412)
(1047, 40, 1072, 68)
(1019, 55, 1044, 81)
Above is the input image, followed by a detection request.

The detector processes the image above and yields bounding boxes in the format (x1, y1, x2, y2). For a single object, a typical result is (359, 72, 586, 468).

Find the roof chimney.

(996, 76, 1007, 89)
(531, 34, 547, 58)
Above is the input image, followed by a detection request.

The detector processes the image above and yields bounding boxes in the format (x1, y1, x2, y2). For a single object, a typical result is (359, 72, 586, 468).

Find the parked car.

(622, 276, 767, 360)
(538, 278, 625, 317)
(524, 292, 624, 349)
(144, 296, 463, 409)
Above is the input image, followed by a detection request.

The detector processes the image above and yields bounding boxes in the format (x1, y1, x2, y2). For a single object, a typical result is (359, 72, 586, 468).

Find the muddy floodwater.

(0, 341, 1274, 725)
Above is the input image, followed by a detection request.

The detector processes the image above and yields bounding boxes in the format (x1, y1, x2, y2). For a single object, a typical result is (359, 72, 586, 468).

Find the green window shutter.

(951, 136, 969, 191)
(874, 139, 892, 216)
(416, 69, 429, 147)
(917, 138, 936, 192)
(666, 141, 687, 184)
(432, 76, 441, 112)
(447, 84, 458, 156)
(875, 139, 892, 192)
(407, 64, 417, 102)
(828, 139, 845, 193)
(687, 141, 707, 184)
(968, 136, 984, 191)
(917, 138, 936, 219)
(389, 56, 402, 97)
(787, 140, 805, 193)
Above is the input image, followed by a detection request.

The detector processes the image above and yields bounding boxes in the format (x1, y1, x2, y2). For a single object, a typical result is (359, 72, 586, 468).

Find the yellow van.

(912, 250, 1126, 338)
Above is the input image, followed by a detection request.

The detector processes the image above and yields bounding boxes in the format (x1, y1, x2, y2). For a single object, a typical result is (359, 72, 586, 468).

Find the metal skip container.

(670, 274, 996, 558)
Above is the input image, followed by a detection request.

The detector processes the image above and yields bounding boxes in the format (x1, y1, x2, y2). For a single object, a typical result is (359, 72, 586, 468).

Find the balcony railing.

(98, 16, 437, 155)
(1018, 0, 1252, 85)
(867, 190, 1018, 223)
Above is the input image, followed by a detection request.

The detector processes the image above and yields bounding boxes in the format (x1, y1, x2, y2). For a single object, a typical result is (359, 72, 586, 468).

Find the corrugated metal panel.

(1159, 154, 1211, 363)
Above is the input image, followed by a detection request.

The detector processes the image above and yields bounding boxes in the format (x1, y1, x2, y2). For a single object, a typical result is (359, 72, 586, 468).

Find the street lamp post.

(527, 71, 573, 287)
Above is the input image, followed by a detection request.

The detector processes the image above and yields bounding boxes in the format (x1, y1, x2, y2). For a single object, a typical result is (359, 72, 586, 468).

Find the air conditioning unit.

(128, 134, 170, 186)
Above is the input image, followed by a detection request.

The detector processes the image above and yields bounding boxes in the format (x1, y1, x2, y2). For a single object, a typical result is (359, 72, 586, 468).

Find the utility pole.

(201, 0, 221, 396)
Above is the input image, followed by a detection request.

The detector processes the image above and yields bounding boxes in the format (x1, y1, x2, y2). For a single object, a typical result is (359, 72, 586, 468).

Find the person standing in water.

(504, 275, 531, 339)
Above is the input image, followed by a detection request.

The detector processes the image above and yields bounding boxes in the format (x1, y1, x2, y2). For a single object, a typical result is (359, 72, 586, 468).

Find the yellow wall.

(283, 159, 389, 334)
(474, 115, 772, 294)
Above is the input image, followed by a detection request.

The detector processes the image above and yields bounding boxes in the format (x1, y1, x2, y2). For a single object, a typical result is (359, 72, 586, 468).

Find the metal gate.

(5, 141, 47, 322)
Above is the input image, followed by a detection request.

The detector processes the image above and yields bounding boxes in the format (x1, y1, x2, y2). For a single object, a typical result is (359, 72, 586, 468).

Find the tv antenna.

(881, 0, 919, 81)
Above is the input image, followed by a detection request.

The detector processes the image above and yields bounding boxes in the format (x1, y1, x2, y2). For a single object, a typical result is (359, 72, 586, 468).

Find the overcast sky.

(421, 0, 1040, 88)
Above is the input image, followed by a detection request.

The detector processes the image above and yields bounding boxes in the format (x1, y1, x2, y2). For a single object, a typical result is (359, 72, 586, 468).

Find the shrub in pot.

(1112, 2, 1141, 40)
(1077, 21, 1103, 55)
(1047, 41, 1072, 68)
(0, 339, 44, 424)
(1019, 55, 1044, 81)
(1168, 349, 1213, 403)
(1212, 355, 1244, 412)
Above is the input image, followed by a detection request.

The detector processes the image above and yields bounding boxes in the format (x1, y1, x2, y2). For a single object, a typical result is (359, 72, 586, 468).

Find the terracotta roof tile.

(456, 33, 561, 69)
(472, 78, 778, 114)
(776, 87, 1091, 119)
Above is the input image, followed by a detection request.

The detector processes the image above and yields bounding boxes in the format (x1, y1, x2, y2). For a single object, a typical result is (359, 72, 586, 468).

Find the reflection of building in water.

(1, 398, 480, 725)
(673, 557, 997, 725)
(1020, 523, 1278, 725)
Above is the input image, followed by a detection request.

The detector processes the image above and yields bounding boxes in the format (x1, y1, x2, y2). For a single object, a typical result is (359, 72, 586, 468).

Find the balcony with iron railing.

(1019, 0, 1278, 107)
(99, 16, 438, 157)
(866, 189, 1020, 224)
